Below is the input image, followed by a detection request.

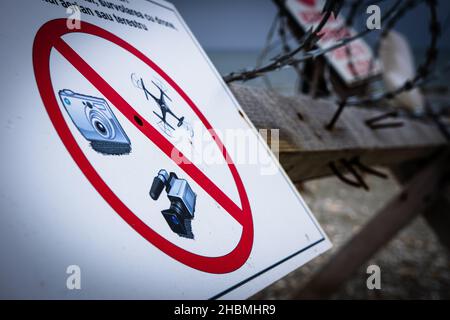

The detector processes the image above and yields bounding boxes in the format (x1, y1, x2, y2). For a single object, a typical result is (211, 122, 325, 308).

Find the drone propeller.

(177, 116, 184, 127)
(152, 80, 172, 102)
(141, 78, 150, 101)
(131, 73, 142, 88)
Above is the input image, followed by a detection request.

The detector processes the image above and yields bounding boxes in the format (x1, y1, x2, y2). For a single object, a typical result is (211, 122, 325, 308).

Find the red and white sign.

(0, 0, 330, 299)
(286, 0, 382, 84)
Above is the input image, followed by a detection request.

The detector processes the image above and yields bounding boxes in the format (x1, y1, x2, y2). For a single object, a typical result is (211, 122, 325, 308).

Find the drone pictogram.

(132, 74, 184, 132)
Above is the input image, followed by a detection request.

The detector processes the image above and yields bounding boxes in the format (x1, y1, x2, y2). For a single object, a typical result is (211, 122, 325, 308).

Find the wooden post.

(294, 152, 449, 299)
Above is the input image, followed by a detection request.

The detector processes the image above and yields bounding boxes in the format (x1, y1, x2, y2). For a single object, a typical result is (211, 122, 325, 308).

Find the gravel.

(251, 171, 450, 300)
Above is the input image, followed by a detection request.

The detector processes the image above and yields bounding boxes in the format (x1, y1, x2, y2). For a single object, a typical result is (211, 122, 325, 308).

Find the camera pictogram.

(59, 89, 131, 155)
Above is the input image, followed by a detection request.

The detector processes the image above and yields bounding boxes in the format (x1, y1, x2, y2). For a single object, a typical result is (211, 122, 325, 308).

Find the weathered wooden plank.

(229, 84, 447, 181)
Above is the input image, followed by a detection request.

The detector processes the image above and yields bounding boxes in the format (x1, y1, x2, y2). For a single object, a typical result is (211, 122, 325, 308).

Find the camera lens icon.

(88, 108, 115, 140)
(59, 89, 131, 155)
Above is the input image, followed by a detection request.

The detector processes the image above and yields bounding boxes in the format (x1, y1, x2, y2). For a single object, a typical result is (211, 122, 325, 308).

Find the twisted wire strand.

(223, 0, 403, 83)
(345, 0, 441, 106)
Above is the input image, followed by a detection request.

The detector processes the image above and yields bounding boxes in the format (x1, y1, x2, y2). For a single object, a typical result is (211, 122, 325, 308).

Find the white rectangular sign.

(0, 0, 331, 299)
(285, 0, 382, 85)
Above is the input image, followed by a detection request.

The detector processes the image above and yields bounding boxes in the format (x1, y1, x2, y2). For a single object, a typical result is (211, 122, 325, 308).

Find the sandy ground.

(251, 171, 450, 300)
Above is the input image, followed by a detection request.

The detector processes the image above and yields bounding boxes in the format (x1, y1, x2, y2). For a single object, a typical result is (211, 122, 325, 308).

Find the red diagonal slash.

(32, 19, 253, 274)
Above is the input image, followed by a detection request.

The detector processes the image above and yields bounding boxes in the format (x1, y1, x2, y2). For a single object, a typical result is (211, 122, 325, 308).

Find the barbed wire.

(345, 0, 441, 106)
(223, 0, 447, 140)
(223, 0, 403, 83)
(255, 13, 281, 90)
(226, 0, 444, 121)
(312, 0, 442, 132)
(222, 0, 448, 189)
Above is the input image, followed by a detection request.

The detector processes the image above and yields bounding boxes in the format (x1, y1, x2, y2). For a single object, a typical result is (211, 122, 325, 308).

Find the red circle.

(32, 19, 253, 274)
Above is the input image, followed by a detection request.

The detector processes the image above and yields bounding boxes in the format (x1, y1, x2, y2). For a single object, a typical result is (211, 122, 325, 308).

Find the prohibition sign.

(32, 19, 254, 274)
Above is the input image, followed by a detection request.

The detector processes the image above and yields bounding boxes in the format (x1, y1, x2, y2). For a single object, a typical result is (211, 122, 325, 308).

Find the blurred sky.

(169, 0, 450, 52)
